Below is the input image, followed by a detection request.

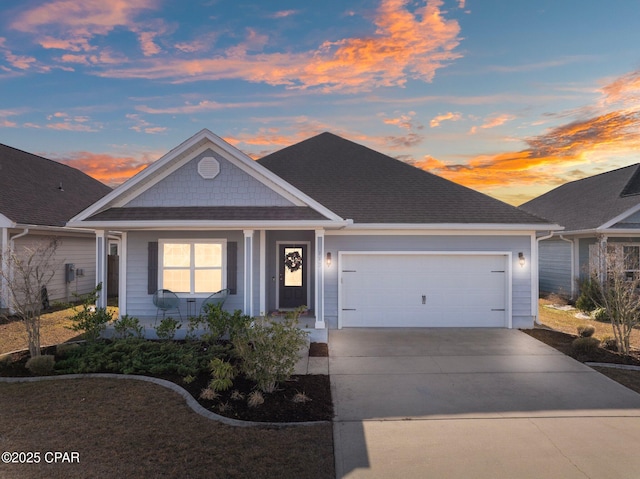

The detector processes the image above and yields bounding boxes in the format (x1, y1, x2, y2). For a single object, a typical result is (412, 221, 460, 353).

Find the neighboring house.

(0, 144, 112, 312)
(521, 164, 640, 299)
(68, 129, 558, 335)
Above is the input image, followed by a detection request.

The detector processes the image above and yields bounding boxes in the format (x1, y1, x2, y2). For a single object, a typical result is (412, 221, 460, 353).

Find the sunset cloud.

(468, 113, 515, 134)
(54, 151, 155, 186)
(91, 0, 461, 92)
(430, 111, 462, 127)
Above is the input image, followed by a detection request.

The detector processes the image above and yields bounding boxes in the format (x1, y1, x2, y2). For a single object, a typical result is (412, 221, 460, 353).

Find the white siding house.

(68, 129, 559, 335)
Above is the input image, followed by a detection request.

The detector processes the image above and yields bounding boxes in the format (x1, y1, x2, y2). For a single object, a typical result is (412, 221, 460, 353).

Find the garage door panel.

(340, 253, 508, 328)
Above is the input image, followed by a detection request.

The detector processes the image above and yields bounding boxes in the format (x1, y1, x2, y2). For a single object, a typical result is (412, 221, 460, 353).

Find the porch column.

(259, 230, 266, 316)
(119, 232, 127, 317)
(315, 229, 326, 329)
(95, 229, 108, 309)
(598, 235, 608, 284)
(243, 230, 254, 317)
(0, 228, 8, 311)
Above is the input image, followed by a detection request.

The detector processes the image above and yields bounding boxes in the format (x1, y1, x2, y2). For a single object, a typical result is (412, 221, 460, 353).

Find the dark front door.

(279, 244, 307, 309)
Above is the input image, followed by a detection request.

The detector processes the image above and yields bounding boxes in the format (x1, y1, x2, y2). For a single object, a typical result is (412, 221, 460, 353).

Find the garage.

(339, 252, 510, 328)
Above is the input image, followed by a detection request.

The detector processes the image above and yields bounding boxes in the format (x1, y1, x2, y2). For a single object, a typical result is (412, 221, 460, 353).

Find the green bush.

(155, 317, 181, 340)
(233, 308, 308, 393)
(112, 315, 144, 339)
(208, 357, 236, 392)
(68, 285, 112, 342)
(601, 335, 618, 351)
(575, 277, 603, 313)
(593, 307, 610, 322)
(55, 338, 228, 377)
(55, 343, 81, 357)
(577, 324, 596, 338)
(198, 305, 252, 342)
(571, 337, 601, 355)
(26, 354, 55, 375)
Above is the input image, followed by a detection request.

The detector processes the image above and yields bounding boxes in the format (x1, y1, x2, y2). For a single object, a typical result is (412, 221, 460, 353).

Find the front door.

(279, 244, 307, 309)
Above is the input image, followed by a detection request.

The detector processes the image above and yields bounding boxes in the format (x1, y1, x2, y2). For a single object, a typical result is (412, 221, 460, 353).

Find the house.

(521, 164, 640, 299)
(67, 129, 559, 336)
(0, 144, 112, 312)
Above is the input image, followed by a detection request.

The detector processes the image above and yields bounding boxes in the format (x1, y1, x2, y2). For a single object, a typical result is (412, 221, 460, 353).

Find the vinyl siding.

(538, 238, 573, 297)
(12, 233, 96, 304)
(126, 148, 294, 208)
(324, 234, 533, 329)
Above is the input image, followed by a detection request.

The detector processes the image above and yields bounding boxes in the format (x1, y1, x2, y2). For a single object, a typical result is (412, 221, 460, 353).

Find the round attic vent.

(198, 157, 220, 179)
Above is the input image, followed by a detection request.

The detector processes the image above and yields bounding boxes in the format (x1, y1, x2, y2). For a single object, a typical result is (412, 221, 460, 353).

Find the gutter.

(533, 231, 555, 326)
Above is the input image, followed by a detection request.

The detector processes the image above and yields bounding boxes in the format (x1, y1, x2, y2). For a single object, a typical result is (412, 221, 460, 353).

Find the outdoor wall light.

(518, 252, 525, 267)
(326, 252, 332, 267)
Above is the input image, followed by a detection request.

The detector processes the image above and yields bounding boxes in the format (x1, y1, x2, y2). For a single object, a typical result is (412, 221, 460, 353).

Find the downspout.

(6, 228, 29, 315)
(558, 235, 576, 298)
(533, 231, 555, 325)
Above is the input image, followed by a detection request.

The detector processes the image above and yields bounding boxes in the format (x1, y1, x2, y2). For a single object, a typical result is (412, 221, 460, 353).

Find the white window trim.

(159, 238, 227, 297)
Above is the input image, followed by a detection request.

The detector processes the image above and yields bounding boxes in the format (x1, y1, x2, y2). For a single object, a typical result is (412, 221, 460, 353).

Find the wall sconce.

(518, 252, 525, 267)
(326, 252, 332, 267)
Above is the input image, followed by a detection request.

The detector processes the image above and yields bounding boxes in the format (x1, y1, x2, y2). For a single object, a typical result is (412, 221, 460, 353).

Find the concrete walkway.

(330, 328, 640, 478)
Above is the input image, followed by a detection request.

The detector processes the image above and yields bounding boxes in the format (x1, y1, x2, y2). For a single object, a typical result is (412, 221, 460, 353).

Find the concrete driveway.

(330, 328, 640, 478)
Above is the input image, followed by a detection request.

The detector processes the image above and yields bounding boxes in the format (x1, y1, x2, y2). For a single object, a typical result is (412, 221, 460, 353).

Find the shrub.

(571, 337, 601, 355)
(201, 305, 252, 342)
(55, 342, 81, 357)
(592, 307, 610, 322)
(199, 387, 218, 401)
(208, 357, 235, 392)
(112, 315, 144, 339)
(575, 277, 603, 313)
(68, 285, 112, 342)
(601, 335, 618, 351)
(233, 308, 308, 393)
(577, 324, 596, 338)
(247, 390, 264, 408)
(25, 354, 55, 375)
(292, 391, 312, 404)
(155, 317, 181, 340)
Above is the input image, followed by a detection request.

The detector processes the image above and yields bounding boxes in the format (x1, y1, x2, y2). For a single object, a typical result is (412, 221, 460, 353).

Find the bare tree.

(588, 242, 640, 356)
(0, 237, 59, 357)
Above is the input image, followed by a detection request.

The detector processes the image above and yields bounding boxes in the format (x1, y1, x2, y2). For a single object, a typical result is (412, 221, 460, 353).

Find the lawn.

(1, 306, 335, 478)
(537, 296, 640, 350)
(0, 378, 334, 479)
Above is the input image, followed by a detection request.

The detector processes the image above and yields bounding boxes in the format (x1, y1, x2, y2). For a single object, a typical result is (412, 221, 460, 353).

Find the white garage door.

(340, 253, 509, 328)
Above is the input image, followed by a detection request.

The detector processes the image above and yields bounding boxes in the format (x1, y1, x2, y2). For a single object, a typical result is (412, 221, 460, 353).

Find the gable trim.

(598, 202, 640, 230)
(69, 129, 344, 225)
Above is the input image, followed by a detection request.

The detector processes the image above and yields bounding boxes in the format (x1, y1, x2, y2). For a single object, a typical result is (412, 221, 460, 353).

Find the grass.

(537, 296, 640, 350)
(0, 378, 334, 479)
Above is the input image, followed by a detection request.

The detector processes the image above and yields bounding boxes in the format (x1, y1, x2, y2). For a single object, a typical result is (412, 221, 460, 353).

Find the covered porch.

(93, 228, 331, 334)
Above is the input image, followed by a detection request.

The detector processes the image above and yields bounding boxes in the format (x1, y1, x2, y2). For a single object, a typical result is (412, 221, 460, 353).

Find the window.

(624, 245, 640, 280)
(160, 240, 225, 294)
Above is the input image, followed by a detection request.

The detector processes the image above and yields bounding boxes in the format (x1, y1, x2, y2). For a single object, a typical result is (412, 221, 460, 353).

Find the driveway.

(330, 328, 640, 478)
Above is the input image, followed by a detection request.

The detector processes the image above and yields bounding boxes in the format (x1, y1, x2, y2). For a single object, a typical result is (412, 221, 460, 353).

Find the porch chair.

(153, 289, 182, 322)
(200, 288, 230, 315)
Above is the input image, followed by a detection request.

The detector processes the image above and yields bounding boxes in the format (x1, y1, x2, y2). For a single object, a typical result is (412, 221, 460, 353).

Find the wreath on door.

(284, 250, 303, 272)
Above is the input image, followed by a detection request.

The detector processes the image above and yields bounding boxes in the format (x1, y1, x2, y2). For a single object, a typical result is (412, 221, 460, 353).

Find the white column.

(119, 232, 127, 317)
(315, 229, 326, 329)
(259, 230, 266, 317)
(598, 235, 608, 284)
(95, 230, 108, 309)
(243, 230, 254, 317)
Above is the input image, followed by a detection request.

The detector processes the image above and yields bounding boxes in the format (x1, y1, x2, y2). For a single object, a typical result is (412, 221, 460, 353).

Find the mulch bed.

(0, 342, 333, 423)
(523, 328, 640, 366)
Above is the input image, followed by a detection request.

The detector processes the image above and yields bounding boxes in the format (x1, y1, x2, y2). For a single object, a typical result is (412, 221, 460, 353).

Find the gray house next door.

(278, 243, 308, 309)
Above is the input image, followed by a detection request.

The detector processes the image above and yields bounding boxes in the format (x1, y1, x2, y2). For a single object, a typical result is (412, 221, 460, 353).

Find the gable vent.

(198, 157, 220, 179)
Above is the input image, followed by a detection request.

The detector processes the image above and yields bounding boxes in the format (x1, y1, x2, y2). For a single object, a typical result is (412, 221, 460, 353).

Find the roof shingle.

(259, 132, 548, 225)
(0, 144, 111, 227)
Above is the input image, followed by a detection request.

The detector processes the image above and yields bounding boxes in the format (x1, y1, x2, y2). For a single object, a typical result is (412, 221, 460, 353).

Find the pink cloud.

(96, 0, 462, 92)
(429, 112, 462, 127)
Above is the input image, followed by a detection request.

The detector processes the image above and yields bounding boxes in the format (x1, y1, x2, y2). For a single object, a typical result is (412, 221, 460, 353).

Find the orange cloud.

(94, 0, 461, 92)
(54, 152, 154, 186)
(415, 109, 640, 204)
(468, 113, 515, 134)
(601, 69, 640, 106)
(430, 112, 462, 127)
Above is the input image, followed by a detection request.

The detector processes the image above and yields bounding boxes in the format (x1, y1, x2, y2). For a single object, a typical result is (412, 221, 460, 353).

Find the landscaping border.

(0, 374, 330, 428)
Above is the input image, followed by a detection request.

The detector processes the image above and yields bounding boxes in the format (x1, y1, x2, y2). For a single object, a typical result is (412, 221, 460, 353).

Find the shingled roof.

(520, 164, 640, 232)
(0, 144, 111, 227)
(258, 132, 549, 225)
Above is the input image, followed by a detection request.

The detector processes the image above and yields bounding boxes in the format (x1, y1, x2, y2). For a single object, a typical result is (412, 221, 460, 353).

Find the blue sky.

(2, 0, 640, 205)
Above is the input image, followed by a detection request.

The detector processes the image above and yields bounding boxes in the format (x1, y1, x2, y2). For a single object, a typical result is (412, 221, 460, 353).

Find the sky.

(1, 0, 640, 206)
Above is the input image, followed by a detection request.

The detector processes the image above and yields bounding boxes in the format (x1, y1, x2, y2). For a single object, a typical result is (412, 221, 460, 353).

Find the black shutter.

(148, 241, 158, 294)
(227, 242, 237, 295)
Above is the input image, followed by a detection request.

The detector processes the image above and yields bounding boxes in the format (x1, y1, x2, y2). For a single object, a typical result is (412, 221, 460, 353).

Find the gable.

(126, 148, 295, 208)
